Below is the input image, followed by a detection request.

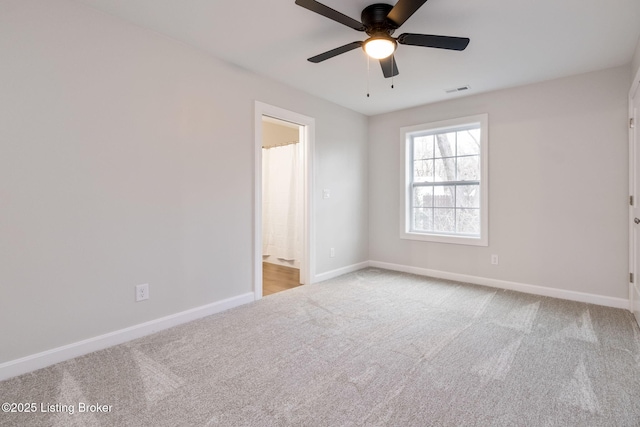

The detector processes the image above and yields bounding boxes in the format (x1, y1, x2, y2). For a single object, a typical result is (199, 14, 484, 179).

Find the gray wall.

(0, 0, 369, 363)
(368, 66, 630, 299)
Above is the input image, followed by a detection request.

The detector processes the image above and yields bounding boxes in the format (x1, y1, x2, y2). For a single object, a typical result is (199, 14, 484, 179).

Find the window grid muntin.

(411, 184, 481, 236)
(409, 125, 481, 237)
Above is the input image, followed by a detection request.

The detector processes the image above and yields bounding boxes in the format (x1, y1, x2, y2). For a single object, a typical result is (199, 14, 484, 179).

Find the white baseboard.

(369, 260, 629, 310)
(0, 292, 255, 382)
(314, 261, 371, 283)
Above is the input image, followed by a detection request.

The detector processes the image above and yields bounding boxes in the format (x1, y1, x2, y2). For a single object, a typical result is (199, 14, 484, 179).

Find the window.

(400, 114, 488, 246)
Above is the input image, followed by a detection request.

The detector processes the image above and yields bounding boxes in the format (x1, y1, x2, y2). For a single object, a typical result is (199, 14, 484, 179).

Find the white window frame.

(400, 114, 489, 246)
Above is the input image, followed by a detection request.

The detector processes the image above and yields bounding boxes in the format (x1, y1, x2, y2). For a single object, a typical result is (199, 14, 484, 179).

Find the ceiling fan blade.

(308, 41, 363, 63)
(398, 33, 470, 51)
(295, 0, 365, 31)
(386, 0, 428, 27)
(380, 56, 399, 78)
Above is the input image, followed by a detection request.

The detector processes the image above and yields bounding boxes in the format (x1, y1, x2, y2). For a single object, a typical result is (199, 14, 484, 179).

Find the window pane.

(456, 208, 480, 235)
(457, 129, 480, 156)
(456, 185, 480, 208)
(434, 157, 456, 182)
(456, 155, 480, 181)
(413, 159, 434, 182)
(413, 186, 433, 207)
(434, 186, 455, 207)
(413, 135, 434, 160)
(413, 208, 433, 231)
(434, 133, 455, 158)
(433, 208, 455, 232)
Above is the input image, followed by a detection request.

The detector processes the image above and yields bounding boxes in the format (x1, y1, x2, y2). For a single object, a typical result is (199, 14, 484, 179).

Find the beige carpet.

(2, 268, 640, 426)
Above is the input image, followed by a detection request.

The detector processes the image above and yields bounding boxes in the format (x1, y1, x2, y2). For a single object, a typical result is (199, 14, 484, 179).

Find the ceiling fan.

(295, 0, 469, 78)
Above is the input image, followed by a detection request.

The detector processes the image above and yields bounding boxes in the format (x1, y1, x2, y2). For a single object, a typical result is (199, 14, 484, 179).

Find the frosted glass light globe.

(364, 38, 396, 59)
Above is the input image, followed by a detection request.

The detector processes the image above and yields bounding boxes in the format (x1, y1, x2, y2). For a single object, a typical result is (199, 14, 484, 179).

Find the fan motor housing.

(361, 3, 397, 35)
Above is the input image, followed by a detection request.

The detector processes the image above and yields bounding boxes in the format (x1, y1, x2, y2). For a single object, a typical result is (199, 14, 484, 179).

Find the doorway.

(254, 102, 315, 299)
(261, 117, 303, 295)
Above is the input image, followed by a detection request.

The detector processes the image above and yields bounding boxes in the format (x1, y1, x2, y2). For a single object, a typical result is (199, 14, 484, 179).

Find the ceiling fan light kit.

(363, 36, 397, 59)
(295, 0, 470, 79)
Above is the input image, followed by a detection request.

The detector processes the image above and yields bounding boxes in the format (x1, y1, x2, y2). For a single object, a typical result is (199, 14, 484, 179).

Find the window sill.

(400, 231, 488, 246)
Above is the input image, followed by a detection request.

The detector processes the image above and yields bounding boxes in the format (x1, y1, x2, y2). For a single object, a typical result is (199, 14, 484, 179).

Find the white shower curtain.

(262, 143, 301, 264)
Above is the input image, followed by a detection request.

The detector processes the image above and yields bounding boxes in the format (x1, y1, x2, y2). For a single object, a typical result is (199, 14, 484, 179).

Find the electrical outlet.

(330, 247, 335, 258)
(135, 283, 149, 302)
(491, 255, 499, 265)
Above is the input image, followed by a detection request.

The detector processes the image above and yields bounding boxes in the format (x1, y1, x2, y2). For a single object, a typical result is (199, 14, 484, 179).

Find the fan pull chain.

(391, 54, 395, 89)
(366, 55, 370, 97)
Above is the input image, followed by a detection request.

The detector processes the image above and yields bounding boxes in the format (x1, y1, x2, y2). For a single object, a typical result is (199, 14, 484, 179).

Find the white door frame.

(254, 101, 315, 300)
(629, 69, 640, 324)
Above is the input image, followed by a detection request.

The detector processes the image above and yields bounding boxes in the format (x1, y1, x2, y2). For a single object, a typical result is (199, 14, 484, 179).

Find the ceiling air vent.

(445, 85, 470, 94)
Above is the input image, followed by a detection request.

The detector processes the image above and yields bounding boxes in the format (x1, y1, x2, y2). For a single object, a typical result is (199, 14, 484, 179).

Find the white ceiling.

(75, 0, 640, 116)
